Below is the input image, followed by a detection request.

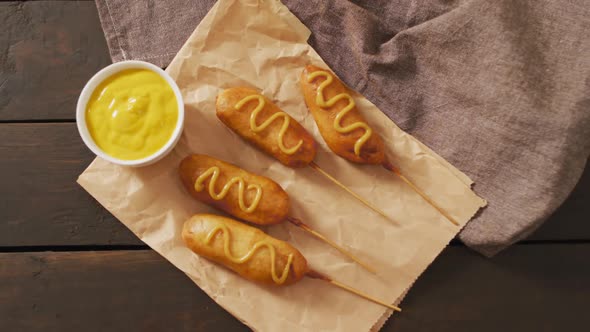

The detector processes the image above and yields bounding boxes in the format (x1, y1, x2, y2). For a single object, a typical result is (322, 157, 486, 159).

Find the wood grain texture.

(1, 245, 588, 331)
(0, 1, 110, 121)
(0, 250, 247, 332)
(0, 123, 140, 246)
(386, 244, 590, 332)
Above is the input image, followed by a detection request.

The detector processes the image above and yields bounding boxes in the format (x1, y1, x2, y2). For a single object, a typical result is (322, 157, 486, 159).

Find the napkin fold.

(94, 0, 590, 256)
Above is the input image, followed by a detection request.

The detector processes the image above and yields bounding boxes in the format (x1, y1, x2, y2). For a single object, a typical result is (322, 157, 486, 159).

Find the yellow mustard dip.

(86, 68, 178, 160)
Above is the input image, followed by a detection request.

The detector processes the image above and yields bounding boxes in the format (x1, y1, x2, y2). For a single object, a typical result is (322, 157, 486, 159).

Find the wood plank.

(0, 123, 588, 247)
(0, 250, 247, 332)
(0, 123, 140, 246)
(1, 245, 588, 331)
(0, 1, 110, 121)
(386, 244, 590, 332)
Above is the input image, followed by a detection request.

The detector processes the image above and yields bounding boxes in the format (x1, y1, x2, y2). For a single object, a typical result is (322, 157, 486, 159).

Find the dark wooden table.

(1, 2, 589, 331)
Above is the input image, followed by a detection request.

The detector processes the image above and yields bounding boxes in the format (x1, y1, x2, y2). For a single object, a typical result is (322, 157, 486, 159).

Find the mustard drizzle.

(307, 71, 372, 157)
(205, 224, 294, 285)
(235, 94, 303, 155)
(195, 166, 262, 213)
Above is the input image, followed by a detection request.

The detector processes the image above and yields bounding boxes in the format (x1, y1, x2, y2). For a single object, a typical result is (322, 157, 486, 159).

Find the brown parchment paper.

(78, 0, 486, 331)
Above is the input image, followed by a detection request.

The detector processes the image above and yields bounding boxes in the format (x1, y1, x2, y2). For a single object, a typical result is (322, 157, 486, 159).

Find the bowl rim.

(76, 60, 184, 167)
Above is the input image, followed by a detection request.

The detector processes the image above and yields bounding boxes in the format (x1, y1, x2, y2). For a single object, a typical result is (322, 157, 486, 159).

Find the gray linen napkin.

(94, 0, 590, 256)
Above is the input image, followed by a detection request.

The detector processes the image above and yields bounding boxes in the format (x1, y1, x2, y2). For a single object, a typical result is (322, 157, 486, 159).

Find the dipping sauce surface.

(86, 68, 178, 160)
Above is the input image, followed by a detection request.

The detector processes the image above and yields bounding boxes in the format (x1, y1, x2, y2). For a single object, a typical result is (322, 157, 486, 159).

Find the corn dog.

(179, 154, 289, 225)
(300, 65, 385, 164)
(217, 87, 317, 168)
(183, 213, 307, 285)
(183, 213, 402, 311)
(300, 65, 459, 226)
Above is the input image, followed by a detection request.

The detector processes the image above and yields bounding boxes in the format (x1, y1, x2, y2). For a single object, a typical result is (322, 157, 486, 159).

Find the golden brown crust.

(216, 87, 317, 168)
(179, 154, 290, 225)
(300, 65, 385, 164)
(182, 214, 308, 286)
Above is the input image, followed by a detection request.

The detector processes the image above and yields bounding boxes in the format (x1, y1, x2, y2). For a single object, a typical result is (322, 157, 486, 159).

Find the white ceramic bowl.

(76, 60, 184, 167)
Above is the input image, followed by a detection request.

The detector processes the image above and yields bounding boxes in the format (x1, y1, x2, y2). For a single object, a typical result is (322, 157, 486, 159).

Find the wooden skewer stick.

(286, 217, 377, 274)
(306, 269, 401, 312)
(308, 161, 396, 224)
(383, 160, 459, 226)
